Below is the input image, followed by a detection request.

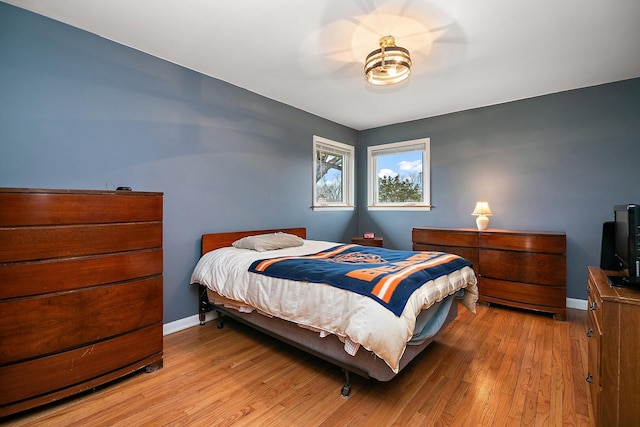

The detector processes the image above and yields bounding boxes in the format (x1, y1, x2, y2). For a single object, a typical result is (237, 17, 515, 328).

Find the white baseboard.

(163, 311, 217, 336)
(567, 297, 587, 310)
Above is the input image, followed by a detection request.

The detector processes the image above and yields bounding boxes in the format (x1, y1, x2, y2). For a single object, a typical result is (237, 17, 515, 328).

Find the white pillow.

(232, 232, 304, 252)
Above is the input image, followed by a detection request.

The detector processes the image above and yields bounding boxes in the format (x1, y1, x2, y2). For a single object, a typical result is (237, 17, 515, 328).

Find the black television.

(609, 204, 640, 287)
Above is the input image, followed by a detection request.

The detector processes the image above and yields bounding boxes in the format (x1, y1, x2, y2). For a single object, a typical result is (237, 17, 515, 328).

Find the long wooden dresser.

(0, 188, 163, 417)
(586, 266, 640, 426)
(412, 227, 566, 320)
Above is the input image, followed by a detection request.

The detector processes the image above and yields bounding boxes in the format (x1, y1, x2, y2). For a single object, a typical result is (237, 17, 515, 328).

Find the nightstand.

(351, 236, 383, 248)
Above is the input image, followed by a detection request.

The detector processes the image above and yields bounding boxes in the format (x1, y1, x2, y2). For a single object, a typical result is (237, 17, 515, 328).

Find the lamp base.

(476, 215, 489, 231)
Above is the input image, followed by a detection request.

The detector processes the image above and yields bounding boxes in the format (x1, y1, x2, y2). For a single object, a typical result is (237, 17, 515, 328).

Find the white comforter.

(190, 240, 478, 373)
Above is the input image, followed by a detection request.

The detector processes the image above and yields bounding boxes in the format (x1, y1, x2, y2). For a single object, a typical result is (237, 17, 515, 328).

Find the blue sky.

(319, 150, 423, 185)
(377, 151, 422, 181)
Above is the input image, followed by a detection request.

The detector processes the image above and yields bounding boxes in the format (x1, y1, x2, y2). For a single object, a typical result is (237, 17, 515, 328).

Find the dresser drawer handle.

(590, 301, 598, 311)
(586, 328, 593, 338)
(586, 373, 593, 383)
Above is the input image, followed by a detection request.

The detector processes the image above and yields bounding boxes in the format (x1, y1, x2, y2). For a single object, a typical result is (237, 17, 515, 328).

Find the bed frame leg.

(216, 311, 225, 329)
(340, 369, 351, 398)
(198, 284, 209, 325)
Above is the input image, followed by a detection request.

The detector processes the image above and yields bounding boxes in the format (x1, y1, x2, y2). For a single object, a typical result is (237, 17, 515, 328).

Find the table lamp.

(472, 201, 493, 230)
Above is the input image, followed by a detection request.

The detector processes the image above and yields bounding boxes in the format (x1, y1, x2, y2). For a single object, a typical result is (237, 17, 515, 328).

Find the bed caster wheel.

(217, 320, 224, 329)
(340, 384, 351, 398)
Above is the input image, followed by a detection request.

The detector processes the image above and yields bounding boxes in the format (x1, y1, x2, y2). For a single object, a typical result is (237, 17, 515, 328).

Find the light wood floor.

(4, 304, 593, 426)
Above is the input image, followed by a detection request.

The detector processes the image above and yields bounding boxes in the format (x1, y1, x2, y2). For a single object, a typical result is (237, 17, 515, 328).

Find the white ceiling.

(4, 0, 640, 130)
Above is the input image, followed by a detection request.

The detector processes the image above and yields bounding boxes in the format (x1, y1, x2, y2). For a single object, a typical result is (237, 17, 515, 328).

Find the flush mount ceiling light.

(364, 35, 412, 86)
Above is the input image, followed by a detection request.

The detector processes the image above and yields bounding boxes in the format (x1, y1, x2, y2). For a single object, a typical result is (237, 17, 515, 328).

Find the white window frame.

(312, 135, 355, 211)
(367, 138, 431, 211)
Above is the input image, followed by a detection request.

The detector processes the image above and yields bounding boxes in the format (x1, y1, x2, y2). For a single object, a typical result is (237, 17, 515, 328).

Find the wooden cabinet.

(351, 236, 383, 248)
(586, 266, 640, 426)
(412, 227, 566, 320)
(0, 188, 164, 417)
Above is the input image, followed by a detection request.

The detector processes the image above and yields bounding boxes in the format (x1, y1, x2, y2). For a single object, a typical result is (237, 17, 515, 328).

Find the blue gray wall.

(2, 3, 639, 321)
(0, 4, 358, 323)
(359, 78, 640, 301)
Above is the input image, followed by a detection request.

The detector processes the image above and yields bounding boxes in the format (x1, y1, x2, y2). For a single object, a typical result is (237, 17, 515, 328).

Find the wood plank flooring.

(3, 304, 593, 426)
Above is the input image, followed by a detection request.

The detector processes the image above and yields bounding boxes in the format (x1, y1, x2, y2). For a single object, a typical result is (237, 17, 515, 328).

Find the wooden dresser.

(412, 227, 566, 320)
(586, 266, 640, 426)
(0, 188, 163, 417)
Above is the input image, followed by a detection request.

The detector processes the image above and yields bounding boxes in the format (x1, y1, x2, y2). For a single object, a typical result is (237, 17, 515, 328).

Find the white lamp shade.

(471, 201, 493, 216)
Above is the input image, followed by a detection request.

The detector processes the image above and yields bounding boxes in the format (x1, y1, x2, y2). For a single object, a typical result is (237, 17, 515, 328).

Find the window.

(312, 136, 354, 210)
(367, 138, 430, 210)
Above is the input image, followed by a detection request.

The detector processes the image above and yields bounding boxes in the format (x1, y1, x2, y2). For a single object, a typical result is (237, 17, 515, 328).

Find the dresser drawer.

(479, 277, 565, 308)
(479, 249, 565, 286)
(479, 232, 565, 254)
(0, 249, 163, 299)
(587, 277, 603, 329)
(412, 228, 477, 247)
(0, 276, 163, 365)
(586, 301, 601, 424)
(412, 243, 478, 270)
(0, 324, 162, 407)
(0, 191, 162, 227)
(0, 222, 162, 263)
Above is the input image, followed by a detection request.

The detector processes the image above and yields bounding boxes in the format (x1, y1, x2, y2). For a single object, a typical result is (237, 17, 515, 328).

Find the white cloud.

(378, 168, 397, 178)
(398, 160, 422, 172)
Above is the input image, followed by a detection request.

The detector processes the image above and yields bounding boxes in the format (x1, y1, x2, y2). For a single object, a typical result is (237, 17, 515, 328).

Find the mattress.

(190, 239, 478, 373)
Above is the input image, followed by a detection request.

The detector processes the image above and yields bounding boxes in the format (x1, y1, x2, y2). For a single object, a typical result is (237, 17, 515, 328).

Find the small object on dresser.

(363, 232, 375, 239)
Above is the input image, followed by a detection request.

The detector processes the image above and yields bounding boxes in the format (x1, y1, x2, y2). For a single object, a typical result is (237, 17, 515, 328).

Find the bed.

(190, 227, 478, 396)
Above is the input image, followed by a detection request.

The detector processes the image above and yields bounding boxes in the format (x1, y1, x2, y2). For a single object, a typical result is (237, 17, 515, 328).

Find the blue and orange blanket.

(248, 244, 472, 316)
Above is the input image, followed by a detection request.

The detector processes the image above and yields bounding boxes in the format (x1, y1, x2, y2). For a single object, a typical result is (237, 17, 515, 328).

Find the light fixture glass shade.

(365, 36, 411, 86)
(471, 201, 493, 230)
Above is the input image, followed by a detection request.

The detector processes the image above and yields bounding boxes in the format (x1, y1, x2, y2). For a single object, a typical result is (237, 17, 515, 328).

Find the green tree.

(378, 175, 422, 203)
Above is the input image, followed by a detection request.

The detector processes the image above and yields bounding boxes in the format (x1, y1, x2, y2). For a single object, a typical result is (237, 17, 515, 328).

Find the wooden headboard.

(201, 227, 306, 256)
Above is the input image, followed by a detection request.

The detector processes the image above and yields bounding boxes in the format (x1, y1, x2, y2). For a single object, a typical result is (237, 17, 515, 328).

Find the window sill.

(312, 205, 355, 212)
(367, 205, 432, 212)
